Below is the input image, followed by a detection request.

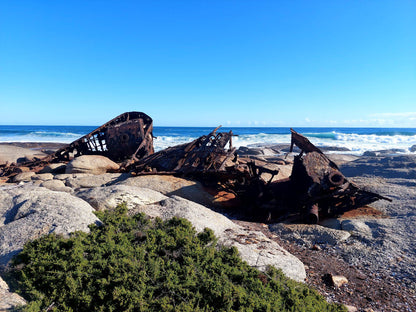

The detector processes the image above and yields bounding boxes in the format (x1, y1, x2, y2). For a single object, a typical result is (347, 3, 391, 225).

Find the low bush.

(12, 203, 345, 312)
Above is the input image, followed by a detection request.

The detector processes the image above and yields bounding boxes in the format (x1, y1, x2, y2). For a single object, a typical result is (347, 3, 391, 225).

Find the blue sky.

(1, 1, 415, 127)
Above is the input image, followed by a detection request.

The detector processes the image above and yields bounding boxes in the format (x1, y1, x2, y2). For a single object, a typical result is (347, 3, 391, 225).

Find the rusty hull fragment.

(53, 111, 154, 162)
(130, 126, 237, 177)
(273, 129, 391, 223)
(0, 112, 154, 179)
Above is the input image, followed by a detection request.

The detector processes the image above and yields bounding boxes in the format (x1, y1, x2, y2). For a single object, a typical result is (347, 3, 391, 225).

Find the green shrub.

(11, 203, 346, 312)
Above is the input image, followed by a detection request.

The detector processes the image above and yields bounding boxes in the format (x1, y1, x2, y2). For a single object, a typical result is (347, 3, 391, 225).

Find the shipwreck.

(0, 112, 390, 223)
(0, 112, 154, 178)
(128, 126, 391, 223)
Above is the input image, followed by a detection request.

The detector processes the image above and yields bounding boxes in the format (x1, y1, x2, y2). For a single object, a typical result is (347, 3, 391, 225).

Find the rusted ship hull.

(130, 127, 390, 223)
(0, 112, 154, 179)
(0, 112, 390, 224)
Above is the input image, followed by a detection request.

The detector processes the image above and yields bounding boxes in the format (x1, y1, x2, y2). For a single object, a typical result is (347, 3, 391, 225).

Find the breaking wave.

(1, 125, 415, 155)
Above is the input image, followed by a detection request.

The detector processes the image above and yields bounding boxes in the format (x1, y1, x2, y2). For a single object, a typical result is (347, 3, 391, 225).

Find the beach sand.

(0, 143, 65, 165)
(1, 142, 415, 311)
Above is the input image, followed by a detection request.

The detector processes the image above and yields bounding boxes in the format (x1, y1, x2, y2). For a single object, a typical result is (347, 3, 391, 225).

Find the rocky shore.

(1, 143, 415, 311)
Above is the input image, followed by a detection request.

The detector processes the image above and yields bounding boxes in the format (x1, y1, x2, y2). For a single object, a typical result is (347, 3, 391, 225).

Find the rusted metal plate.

(275, 129, 391, 223)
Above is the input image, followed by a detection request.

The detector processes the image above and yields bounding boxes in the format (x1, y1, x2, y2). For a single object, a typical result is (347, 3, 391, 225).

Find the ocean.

(0, 125, 415, 155)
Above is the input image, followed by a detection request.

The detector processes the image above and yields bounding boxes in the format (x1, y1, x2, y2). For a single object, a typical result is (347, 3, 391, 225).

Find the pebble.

(329, 274, 349, 288)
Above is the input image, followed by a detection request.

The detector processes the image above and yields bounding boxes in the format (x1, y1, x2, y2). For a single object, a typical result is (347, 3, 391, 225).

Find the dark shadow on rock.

(103, 173, 133, 186)
(4, 200, 30, 225)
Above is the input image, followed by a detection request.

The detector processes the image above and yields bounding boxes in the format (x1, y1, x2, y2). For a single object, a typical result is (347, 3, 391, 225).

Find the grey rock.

(320, 146, 351, 152)
(0, 276, 26, 310)
(330, 274, 348, 287)
(363, 151, 378, 157)
(0, 184, 100, 266)
(327, 154, 359, 166)
(262, 144, 292, 153)
(344, 305, 358, 312)
(76, 185, 168, 211)
(54, 173, 92, 180)
(378, 148, 407, 155)
(117, 175, 215, 208)
(269, 223, 351, 246)
(274, 144, 350, 153)
(16, 156, 34, 164)
(319, 218, 342, 230)
(32, 173, 54, 181)
(40, 180, 72, 193)
(340, 218, 393, 244)
(65, 173, 129, 189)
(237, 146, 264, 156)
(364, 149, 406, 157)
(13, 172, 35, 183)
(39, 163, 67, 174)
(65, 155, 120, 175)
(341, 220, 373, 238)
(410, 144, 416, 153)
(340, 155, 416, 179)
(266, 163, 292, 181)
(281, 146, 302, 153)
(237, 146, 278, 156)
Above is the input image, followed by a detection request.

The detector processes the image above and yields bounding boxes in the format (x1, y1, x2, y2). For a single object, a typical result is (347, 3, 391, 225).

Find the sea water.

(0, 125, 415, 155)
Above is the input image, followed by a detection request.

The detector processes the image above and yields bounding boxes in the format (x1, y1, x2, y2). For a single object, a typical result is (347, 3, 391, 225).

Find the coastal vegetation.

(11, 204, 345, 312)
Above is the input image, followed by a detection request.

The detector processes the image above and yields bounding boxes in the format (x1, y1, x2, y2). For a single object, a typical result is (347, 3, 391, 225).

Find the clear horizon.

(1, 1, 415, 127)
(1, 124, 416, 130)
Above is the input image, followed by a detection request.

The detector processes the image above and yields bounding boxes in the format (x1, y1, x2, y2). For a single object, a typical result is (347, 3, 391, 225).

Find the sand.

(0, 143, 65, 165)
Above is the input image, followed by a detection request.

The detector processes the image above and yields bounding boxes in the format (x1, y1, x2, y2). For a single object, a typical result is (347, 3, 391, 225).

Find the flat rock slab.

(40, 179, 73, 193)
(13, 172, 36, 182)
(340, 155, 416, 179)
(117, 175, 216, 207)
(76, 185, 168, 211)
(31, 173, 54, 181)
(60, 173, 130, 189)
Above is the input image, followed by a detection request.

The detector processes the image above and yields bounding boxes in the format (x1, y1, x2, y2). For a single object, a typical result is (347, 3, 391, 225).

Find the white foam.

(153, 132, 416, 155)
